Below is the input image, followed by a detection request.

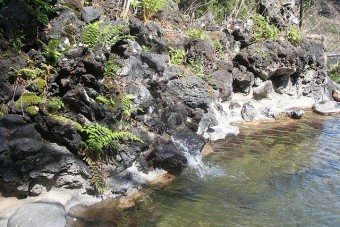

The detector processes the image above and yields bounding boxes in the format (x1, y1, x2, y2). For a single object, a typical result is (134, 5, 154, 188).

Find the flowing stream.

(71, 113, 340, 226)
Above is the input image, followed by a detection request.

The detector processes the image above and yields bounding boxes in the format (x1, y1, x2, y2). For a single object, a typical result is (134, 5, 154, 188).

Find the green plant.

(121, 94, 138, 117)
(82, 21, 132, 48)
(10, 67, 44, 80)
(104, 60, 121, 77)
(252, 14, 279, 42)
(189, 57, 205, 78)
(169, 47, 186, 65)
(287, 26, 303, 46)
(26, 0, 55, 25)
(15, 93, 43, 109)
(188, 28, 206, 40)
(96, 95, 115, 107)
(45, 97, 64, 112)
(9, 32, 25, 51)
(41, 39, 62, 64)
(141, 0, 169, 21)
(328, 63, 340, 84)
(81, 123, 143, 191)
(141, 45, 150, 53)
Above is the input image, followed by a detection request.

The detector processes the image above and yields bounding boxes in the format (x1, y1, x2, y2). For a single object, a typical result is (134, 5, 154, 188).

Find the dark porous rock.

(113, 40, 142, 58)
(161, 103, 189, 131)
(171, 130, 206, 156)
(313, 100, 340, 115)
(0, 116, 90, 197)
(300, 39, 326, 70)
(126, 83, 153, 110)
(167, 76, 211, 109)
(235, 40, 299, 80)
(129, 17, 167, 52)
(144, 118, 165, 134)
(146, 140, 188, 175)
(228, 19, 253, 48)
(64, 44, 88, 59)
(253, 80, 274, 100)
(141, 53, 169, 72)
(210, 70, 233, 101)
(241, 101, 257, 121)
(7, 199, 66, 227)
(81, 6, 100, 23)
(194, 12, 219, 31)
(197, 110, 218, 135)
(45, 10, 84, 41)
(285, 108, 304, 119)
(185, 39, 215, 64)
(35, 115, 82, 152)
(82, 43, 110, 76)
(120, 56, 155, 82)
(0, 114, 27, 129)
(232, 66, 254, 94)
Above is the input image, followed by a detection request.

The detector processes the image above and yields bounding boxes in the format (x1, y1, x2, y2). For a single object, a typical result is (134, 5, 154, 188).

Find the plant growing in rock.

(169, 47, 186, 65)
(96, 95, 115, 107)
(104, 60, 121, 77)
(41, 39, 62, 64)
(122, 94, 138, 117)
(82, 21, 132, 48)
(10, 67, 44, 80)
(45, 97, 64, 113)
(81, 123, 143, 192)
(287, 26, 303, 46)
(140, 0, 169, 21)
(189, 57, 205, 78)
(188, 28, 206, 40)
(252, 14, 279, 42)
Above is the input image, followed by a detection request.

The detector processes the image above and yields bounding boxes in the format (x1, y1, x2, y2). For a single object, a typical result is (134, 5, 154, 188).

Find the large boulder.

(210, 70, 234, 101)
(7, 199, 66, 227)
(166, 76, 211, 109)
(0, 115, 90, 198)
(235, 40, 300, 80)
(171, 130, 205, 156)
(146, 140, 188, 175)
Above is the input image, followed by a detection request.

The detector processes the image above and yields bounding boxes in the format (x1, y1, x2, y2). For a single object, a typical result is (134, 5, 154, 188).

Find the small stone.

(241, 101, 257, 121)
(81, 6, 100, 23)
(285, 108, 304, 119)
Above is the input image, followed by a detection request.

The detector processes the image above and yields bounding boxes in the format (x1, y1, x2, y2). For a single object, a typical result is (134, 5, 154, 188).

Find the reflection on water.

(72, 113, 340, 226)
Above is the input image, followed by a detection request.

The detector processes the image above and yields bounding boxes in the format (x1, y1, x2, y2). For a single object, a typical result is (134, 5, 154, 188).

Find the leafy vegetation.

(189, 57, 205, 78)
(96, 95, 115, 107)
(15, 93, 43, 109)
(82, 21, 132, 48)
(45, 97, 64, 113)
(169, 47, 186, 65)
(104, 60, 121, 77)
(287, 27, 303, 46)
(140, 0, 169, 21)
(41, 39, 62, 64)
(188, 28, 206, 40)
(122, 94, 138, 117)
(328, 63, 340, 84)
(10, 67, 44, 80)
(252, 14, 279, 42)
(81, 123, 143, 191)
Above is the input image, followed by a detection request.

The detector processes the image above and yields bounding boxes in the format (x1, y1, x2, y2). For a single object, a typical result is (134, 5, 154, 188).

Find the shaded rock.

(232, 66, 254, 94)
(197, 110, 218, 135)
(120, 56, 155, 82)
(228, 19, 253, 48)
(241, 101, 257, 121)
(235, 40, 299, 80)
(141, 53, 168, 72)
(82, 43, 110, 76)
(167, 76, 210, 109)
(210, 70, 233, 101)
(81, 6, 100, 23)
(146, 140, 188, 175)
(253, 80, 274, 100)
(285, 108, 304, 119)
(313, 100, 340, 115)
(35, 115, 82, 152)
(185, 39, 215, 64)
(144, 118, 165, 134)
(45, 10, 84, 41)
(194, 12, 219, 31)
(171, 130, 205, 156)
(64, 44, 88, 59)
(7, 199, 66, 227)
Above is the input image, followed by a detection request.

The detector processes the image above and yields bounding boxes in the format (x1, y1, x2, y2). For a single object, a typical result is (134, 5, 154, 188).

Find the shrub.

(82, 21, 132, 48)
(188, 28, 206, 40)
(252, 14, 279, 42)
(41, 39, 62, 64)
(169, 47, 186, 65)
(287, 26, 303, 46)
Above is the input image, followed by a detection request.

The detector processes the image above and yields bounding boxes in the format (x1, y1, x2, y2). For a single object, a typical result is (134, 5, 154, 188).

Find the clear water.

(71, 113, 340, 226)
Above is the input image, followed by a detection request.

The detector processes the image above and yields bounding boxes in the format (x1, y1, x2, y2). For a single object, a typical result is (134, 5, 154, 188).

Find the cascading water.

(171, 133, 225, 178)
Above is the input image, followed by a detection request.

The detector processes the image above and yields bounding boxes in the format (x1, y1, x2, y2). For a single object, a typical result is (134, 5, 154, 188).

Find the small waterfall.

(171, 135, 225, 178)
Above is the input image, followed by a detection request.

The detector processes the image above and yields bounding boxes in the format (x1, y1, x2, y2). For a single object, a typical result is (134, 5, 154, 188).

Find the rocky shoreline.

(0, 0, 340, 226)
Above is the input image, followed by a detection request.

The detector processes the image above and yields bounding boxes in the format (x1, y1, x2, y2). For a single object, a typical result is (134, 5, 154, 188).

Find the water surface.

(73, 113, 340, 226)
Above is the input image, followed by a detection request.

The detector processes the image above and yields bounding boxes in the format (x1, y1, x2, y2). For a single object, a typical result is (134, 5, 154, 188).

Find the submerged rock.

(7, 199, 66, 227)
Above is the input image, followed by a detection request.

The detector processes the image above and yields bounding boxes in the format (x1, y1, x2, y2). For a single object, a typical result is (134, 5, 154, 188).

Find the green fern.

(122, 94, 137, 117)
(41, 39, 62, 64)
(96, 95, 115, 107)
(82, 21, 133, 48)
